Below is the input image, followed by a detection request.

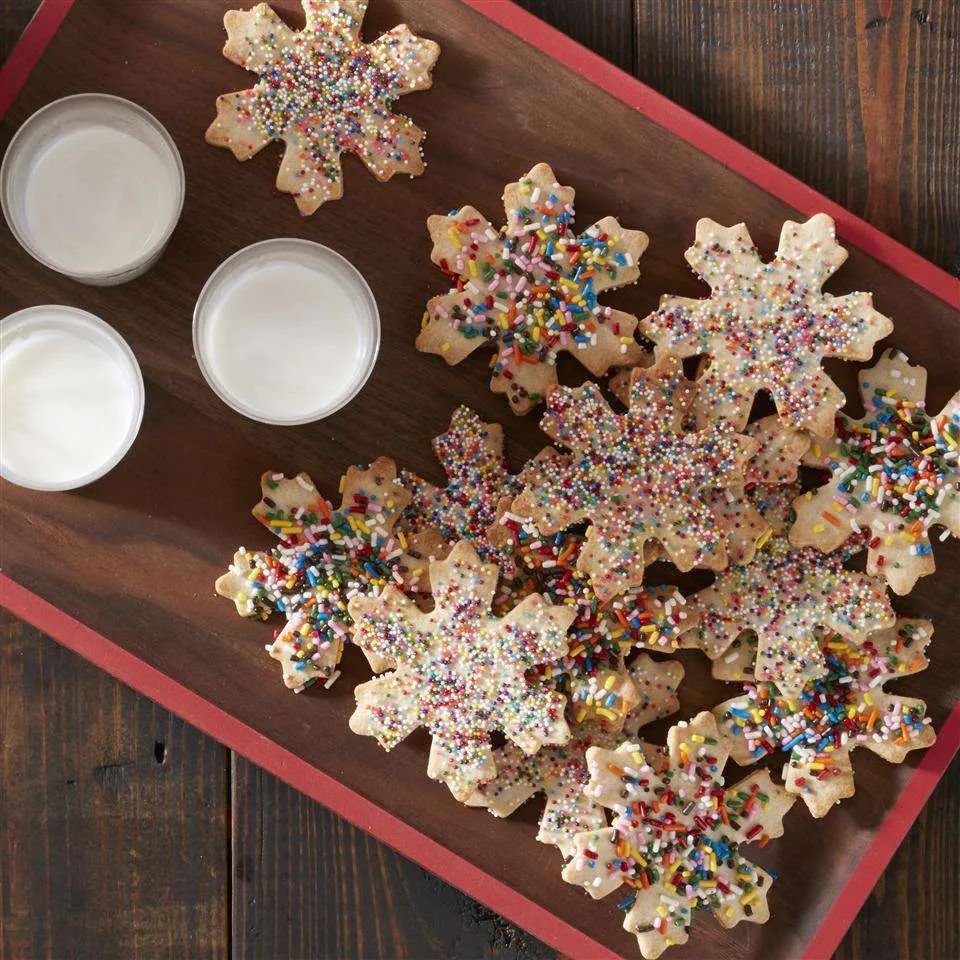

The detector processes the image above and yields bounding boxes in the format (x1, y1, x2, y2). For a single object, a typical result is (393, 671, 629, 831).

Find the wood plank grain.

(833, 754, 960, 960)
(0, 0, 37, 62)
(230, 754, 554, 960)
(0, 611, 230, 960)
(516, 0, 635, 73)
(632, 0, 960, 276)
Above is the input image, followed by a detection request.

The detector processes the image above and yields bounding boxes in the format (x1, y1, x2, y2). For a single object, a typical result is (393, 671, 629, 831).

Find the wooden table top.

(1, 2, 957, 958)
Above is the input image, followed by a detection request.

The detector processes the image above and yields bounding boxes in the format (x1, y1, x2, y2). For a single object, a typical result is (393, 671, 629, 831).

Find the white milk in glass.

(1, 94, 184, 284)
(23, 125, 177, 274)
(194, 240, 380, 424)
(0, 307, 144, 490)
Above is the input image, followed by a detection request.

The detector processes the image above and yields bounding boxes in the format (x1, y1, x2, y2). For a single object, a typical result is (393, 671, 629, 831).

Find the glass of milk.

(193, 239, 381, 425)
(1, 93, 184, 285)
(0, 306, 145, 491)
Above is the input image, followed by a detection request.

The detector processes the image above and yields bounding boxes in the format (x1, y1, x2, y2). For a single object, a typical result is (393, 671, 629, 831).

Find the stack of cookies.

(209, 13, 957, 945)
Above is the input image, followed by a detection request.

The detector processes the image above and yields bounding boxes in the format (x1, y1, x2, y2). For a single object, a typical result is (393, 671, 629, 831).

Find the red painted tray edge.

(0, 573, 622, 960)
(2, 4, 958, 960)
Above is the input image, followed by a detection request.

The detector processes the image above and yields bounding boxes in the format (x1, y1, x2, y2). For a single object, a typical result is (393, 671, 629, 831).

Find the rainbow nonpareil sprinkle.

(401, 405, 520, 568)
(641, 214, 893, 437)
(513, 356, 758, 600)
(688, 529, 895, 700)
(348, 541, 574, 801)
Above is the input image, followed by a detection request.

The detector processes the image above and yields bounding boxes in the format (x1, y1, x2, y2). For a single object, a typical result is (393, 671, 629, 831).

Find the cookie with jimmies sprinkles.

(206, 0, 439, 213)
(714, 618, 936, 817)
(639, 213, 893, 436)
(488, 504, 696, 720)
(512, 354, 758, 601)
(347, 541, 575, 801)
(215, 459, 422, 691)
(561, 711, 795, 959)
(416, 162, 650, 414)
(790, 348, 959, 595)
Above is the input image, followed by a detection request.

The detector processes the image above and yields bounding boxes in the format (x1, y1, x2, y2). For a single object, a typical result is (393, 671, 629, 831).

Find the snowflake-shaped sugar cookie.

(206, 0, 440, 213)
(465, 654, 682, 857)
(715, 619, 935, 817)
(216, 458, 415, 691)
(562, 711, 795, 959)
(791, 349, 959, 595)
(640, 214, 893, 436)
(401, 405, 520, 565)
(512, 355, 758, 600)
(417, 162, 650, 414)
(347, 541, 574, 800)
(687, 528, 895, 699)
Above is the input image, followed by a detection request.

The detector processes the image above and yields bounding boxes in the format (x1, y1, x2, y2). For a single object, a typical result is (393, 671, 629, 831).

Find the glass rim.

(0, 92, 186, 282)
(192, 238, 382, 426)
(0, 305, 146, 491)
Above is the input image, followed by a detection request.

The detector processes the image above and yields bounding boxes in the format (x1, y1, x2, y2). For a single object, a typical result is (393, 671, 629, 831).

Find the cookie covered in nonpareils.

(206, 0, 439, 212)
(640, 213, 893, 436)
(347, 541, 575, 801)
(512, 355, 758, 600)
(400, 405, 521, 566)
(687, 523, 895, 700)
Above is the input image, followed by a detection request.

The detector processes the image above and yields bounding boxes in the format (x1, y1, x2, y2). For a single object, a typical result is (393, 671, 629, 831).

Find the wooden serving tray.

(2, 3, 958, 958)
